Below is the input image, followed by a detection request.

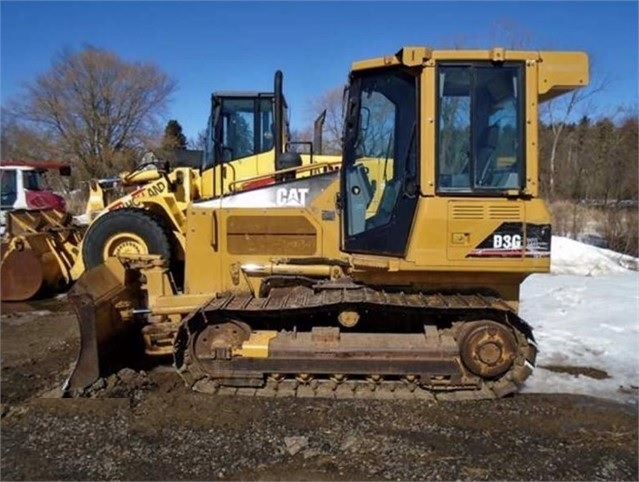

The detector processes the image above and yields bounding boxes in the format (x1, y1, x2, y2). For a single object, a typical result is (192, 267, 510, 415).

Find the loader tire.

(82, 208, 172, 270)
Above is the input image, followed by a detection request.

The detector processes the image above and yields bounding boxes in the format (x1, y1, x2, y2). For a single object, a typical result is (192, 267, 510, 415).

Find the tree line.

(538, 114, 638, 256)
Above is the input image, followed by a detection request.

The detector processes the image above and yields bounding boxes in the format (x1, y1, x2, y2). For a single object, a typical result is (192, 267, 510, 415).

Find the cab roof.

(351, 46, 589, 102)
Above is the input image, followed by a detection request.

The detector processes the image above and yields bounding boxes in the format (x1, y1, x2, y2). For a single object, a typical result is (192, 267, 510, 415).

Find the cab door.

(217, 96, 276, 194)
(342, 68, 420, 256)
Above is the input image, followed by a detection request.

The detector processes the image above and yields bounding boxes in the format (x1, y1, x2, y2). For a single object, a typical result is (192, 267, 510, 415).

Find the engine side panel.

(183, 172, 342, 295)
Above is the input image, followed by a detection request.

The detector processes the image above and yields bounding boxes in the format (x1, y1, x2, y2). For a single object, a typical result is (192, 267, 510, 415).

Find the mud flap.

(64, 257, 144, 393)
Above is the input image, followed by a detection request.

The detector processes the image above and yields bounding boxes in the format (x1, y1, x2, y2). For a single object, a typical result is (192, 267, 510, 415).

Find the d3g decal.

(468, 223, 551, 258)
(493, 234, 522, 249)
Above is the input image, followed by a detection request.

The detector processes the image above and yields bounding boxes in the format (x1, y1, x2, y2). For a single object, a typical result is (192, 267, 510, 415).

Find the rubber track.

(174, 289, 538, 401)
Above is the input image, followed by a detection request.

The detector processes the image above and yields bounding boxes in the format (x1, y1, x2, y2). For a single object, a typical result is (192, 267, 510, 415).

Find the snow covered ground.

(520, 236, 639, 405)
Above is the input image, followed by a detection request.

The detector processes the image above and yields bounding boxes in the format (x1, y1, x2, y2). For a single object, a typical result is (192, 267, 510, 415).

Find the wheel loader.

(63, 45, 589, 399)
(0, 161, 82, 300)
(0, 71, 339, 302)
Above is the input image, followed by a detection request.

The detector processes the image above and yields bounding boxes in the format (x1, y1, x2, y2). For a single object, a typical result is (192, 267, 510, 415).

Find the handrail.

(221, 161, 237, 197)
(228, 161, 341, 192)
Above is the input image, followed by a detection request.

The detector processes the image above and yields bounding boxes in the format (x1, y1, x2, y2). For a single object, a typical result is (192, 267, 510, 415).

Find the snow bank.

(522, 236, 639, 405)
(551, 235, 638, 276)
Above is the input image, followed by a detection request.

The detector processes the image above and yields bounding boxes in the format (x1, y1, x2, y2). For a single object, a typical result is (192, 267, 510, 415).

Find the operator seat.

(476, 124, 499, 186)
(366, 179, 401, 230)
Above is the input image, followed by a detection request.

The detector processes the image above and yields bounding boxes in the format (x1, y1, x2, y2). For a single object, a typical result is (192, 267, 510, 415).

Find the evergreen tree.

(162, 120, 187, 150)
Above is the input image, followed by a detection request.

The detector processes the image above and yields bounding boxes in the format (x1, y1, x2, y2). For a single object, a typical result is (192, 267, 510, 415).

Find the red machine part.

(25, 191, 66, 211)
(0, 160, 71, 171)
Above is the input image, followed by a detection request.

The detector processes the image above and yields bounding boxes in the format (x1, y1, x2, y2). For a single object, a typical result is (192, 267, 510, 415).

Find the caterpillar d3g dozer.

(64, 46, 589, 400)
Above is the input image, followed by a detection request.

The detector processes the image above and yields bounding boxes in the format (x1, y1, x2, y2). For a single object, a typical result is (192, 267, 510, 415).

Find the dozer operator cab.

(341, 47, 588, 257)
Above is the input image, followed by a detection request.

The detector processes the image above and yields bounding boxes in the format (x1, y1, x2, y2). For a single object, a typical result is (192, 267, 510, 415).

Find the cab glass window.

(202, 96, 276, 169)
(24, 170, 44, 191)
(437, 63, 524, 192)
(343, 68, 417, 237)
(0, 170, 17, 207)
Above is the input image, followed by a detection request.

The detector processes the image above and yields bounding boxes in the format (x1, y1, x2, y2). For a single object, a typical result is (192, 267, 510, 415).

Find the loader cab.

(200, 70, 302, 197)
(1, 166, 50, 209)
(0, 164, 68, 232)
(0, 165, 67, 212)
(201, 91, 280, 197)
(202, 92, 284, 169)
(341, 53, 527, 257)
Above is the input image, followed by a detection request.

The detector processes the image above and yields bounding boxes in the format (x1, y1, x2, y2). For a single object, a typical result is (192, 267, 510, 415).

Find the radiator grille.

(452, 204, 484, 219)
(451, 205, 484, 220)
(488, 205, 522, 220)
(450, 203, 523, 220)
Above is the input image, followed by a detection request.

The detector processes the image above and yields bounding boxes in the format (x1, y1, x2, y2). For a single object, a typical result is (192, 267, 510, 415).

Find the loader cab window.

(0, 170, 17, 208)
(342, 67, 419, 256)
(202, 95, 276, 169)
(24, 170, 45, 191)
(437, 63, 524, 192)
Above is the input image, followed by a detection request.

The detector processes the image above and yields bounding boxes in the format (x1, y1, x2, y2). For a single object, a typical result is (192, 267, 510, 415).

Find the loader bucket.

(1, 209, 84, 302)
(1, 243, 44, 301)
(64, 257, 144, 392)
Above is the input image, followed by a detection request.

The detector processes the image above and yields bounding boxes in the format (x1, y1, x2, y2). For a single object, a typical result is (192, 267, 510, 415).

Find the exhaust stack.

(314, 109, 327, 155)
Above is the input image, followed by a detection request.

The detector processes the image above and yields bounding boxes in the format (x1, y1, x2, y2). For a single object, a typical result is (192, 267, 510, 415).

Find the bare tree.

(440, 17, 535, 50)
(187, 128, 207, 150)
(0, 108, 63, 161)
(6, 46, 177, 179)
(487, 18, 535, 49)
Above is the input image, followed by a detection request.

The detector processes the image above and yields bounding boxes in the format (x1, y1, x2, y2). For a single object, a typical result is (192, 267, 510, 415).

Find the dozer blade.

(64, 257, 143, 392)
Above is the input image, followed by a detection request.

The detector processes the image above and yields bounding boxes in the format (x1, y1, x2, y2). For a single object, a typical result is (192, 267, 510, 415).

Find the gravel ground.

(1, 300, 637, 481)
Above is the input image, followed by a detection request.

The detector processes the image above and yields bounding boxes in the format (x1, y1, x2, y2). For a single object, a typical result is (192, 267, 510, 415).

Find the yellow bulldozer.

(63, 45, 589, 399)
(1, 71, 339, 302)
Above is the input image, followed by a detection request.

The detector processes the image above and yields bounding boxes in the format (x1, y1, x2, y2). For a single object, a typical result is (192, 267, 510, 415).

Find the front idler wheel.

(192, 321, 251, 360)
(458, 320, 518, 378)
